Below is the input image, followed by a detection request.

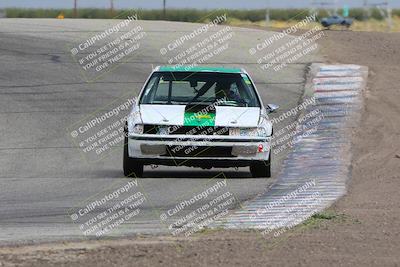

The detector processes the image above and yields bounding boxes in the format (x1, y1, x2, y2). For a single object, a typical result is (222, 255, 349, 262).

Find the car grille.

(143, 125, 229, 135)
(164, 146, 234, 158)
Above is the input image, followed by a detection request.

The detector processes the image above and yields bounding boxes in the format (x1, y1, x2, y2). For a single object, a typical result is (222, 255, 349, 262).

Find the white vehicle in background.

(124, 66, 278, 178)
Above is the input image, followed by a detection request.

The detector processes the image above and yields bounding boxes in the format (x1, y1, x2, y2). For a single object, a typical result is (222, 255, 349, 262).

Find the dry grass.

(227, 16, 400, 33)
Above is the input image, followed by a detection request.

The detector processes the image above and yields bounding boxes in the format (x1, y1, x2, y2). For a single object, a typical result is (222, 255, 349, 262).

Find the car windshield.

(139, 71, 261, 107)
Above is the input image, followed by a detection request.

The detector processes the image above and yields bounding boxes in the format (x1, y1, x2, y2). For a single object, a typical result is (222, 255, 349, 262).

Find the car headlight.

(127, 108, 143, 134)
(132, 124, 144, 134)
(229, 127, 268, 137)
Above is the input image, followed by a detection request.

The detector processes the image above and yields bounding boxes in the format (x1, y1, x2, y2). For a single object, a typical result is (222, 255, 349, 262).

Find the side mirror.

(266, 104, 279, 113)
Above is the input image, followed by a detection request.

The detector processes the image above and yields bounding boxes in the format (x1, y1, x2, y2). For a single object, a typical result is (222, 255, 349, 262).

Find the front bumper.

(127, 134, 271, 167)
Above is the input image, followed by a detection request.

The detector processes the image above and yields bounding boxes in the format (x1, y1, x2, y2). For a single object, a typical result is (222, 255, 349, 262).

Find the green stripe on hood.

(184, 112, 215, 126)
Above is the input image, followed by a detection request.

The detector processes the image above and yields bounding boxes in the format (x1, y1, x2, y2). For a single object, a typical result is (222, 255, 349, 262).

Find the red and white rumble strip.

(212, 64, 368, 231)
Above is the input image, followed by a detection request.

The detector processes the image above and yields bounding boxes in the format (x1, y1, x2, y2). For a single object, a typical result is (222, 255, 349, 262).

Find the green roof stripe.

(158, 66, 243, 74)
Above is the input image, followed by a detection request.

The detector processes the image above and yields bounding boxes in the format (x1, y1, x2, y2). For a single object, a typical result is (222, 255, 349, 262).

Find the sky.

(0, 0, 399, 9)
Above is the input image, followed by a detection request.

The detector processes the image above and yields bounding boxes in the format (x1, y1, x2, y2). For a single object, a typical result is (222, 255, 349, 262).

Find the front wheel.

(123, 135, 143, 178)
(250, 152, 271, 178)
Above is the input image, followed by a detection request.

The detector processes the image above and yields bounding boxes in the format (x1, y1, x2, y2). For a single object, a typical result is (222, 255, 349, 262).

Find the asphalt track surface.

(0, 19, 322, 244)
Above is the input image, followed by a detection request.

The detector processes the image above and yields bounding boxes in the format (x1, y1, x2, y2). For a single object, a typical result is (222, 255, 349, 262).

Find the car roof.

(155, 66, 247, 74)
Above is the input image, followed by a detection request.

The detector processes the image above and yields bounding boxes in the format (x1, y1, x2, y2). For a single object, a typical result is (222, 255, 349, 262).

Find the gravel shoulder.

(1, 30, 399, 267)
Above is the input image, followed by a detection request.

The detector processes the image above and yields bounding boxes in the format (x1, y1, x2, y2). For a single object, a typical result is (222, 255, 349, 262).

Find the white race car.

(124, 66, 278, 178)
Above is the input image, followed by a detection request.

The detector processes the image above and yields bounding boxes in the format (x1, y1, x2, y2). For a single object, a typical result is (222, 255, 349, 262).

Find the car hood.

(139, 104, 260, 127)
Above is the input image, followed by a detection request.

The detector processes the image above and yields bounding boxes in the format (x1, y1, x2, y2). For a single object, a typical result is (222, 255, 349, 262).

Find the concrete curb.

(213, 63, 368, 230)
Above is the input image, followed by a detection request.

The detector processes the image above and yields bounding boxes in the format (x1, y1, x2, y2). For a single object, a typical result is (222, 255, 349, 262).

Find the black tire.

(123, 135, 143, 178)
(250, 152, 271, 178)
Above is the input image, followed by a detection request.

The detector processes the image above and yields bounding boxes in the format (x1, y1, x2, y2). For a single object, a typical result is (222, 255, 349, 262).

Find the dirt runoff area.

(1, 30, 399, 267)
